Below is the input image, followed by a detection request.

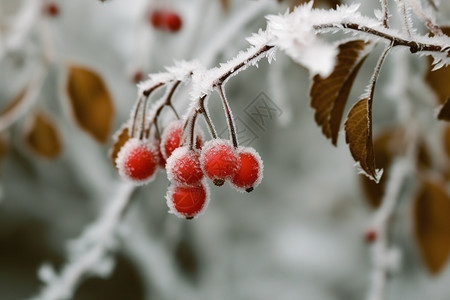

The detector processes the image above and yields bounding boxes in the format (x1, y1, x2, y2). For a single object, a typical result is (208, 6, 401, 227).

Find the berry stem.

(139, 95, 151, 140)
(165, 81, 181, 119)
(217, 84, 238, 148)
(131, 82, 164, 138)
(188, 112, 199, 151)
(199, 96, 217, 139)
(152, 119, 161, 140)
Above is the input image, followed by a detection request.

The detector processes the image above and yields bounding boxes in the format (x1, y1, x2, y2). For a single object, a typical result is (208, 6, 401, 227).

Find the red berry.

(231, 147, 263, 192)
(150, 140, 166, 169)
(131, 70, 144, 83)
(116, 138, 159, 185)
(200, 139, 239, 186)
(160, 120, 203, 160)
(165, 12, 182, 32)
(166, 147, 203, 185)
(43, 2, 59, 16)
(149, 10, 164, 28)
(166, 183, 209, 219)
(364, 229, 377, 243)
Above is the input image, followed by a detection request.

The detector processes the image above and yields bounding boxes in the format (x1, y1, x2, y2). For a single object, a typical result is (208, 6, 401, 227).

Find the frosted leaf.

(115, 138, 159, 185)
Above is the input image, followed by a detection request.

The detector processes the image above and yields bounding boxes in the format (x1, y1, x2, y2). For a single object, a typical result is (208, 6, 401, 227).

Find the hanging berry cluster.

(112, 66, 264, 220)
(148, 9, 182, 33)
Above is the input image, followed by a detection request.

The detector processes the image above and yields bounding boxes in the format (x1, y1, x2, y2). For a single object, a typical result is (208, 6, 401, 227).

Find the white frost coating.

(3, 0, 40, 55)
(31, 183, 135, 300)
(166, 146, 203, 184)
(137, 60, 201, 94)
(354, 161, 384, 184)
(266, 2, 337, 77)
(230, 146, 264, 193)
(189, 42, 272, 106)
(165, 179, 211, 219)
(115, 138, 159, 185)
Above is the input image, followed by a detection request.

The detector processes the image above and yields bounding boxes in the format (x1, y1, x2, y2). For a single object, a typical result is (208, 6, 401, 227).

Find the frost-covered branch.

(366, 159, 409, 300)
(31, 183, 135, 300)
(408, 0, 443, 36)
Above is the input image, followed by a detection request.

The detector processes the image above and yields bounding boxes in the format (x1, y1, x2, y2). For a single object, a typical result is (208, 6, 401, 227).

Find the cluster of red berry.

(115, 119, 263, 220)
(148, 9, 182, 33)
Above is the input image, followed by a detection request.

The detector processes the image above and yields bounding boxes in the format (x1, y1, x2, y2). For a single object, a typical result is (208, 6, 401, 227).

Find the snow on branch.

(30, 183, 135, 300)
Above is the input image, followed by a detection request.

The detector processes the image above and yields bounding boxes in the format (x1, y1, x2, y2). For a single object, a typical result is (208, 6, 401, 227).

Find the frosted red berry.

(116, 138, 159, 185)
(165, 12, 182, 32)
(150, 140, 166, 169)
(166, 147, 203, 185)
(43, 2, 59, 16)
(166, 183, 209, 219)
(160, 120, 202, 160)
(200, 139, 239, 186)
(231, 147, 263, 192)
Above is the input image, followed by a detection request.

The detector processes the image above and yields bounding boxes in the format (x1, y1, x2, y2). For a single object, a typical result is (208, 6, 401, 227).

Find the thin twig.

(381, 0, 390, 28)
(408, 0, 443, 36)
(216, 85, 238, 148)
(313, 23, 448, 54)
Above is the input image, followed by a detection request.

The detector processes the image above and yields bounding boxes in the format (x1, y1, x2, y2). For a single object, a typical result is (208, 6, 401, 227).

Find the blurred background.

(1, 0, 450, 299)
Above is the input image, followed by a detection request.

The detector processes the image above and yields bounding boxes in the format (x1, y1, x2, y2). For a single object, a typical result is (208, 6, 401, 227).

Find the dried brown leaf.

(66, 65, 114, 143)
(345, 97, 380, 182)
(220, 0, 229, 11)
(0, 133, 8, 165)
(361, 129, 432, 208)
(442, 124, 450, 159)
(25, 112, 62, 159)
(109, 124, 130, 169)
(414, 179, 450, 274)
(437, 97, 450, 121)
(311, 40, 370, 145)
(360, 129, 400, 208)
(425, 27, 450, 105)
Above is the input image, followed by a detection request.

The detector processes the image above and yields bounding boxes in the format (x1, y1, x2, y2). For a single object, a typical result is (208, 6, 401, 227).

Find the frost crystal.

(266, 3, 337, 77)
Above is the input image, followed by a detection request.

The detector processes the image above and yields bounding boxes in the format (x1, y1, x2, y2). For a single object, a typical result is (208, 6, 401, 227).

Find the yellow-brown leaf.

(360, 129, 401, 208)
(66, 65, 114, 143)
(25, 112, 62, 159)
(345, 98, 380, 182)
(109, 123, 130, 169)
(425, 27, 450, 105)
(437, 97, 450, 121)
(310, 40, 370, 145)
(414, 179, 450, 274)
(361, 129, 431, 208)
(220, 0, 229, 11)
